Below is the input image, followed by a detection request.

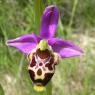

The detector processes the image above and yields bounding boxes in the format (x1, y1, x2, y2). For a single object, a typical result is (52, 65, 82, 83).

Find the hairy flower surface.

(7, 5, 83, 92)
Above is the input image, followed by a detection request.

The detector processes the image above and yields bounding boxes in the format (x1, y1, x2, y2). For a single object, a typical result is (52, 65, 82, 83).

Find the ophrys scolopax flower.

(7, 5, 83, 92)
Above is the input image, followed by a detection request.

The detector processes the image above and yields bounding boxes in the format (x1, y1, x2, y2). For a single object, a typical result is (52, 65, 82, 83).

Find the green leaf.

(0, 84, 4, 95)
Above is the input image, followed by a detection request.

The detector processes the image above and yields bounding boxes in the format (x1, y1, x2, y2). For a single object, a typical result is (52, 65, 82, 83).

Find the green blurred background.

(0, 0, 95, 95)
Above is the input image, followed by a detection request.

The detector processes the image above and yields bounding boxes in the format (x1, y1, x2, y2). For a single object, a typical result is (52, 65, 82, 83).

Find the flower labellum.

(28, 39, 59, 92)
(6, 5, 83, 92)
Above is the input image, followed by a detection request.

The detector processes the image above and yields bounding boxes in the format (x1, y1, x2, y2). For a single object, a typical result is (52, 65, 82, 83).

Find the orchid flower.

(7, 5, 83, 92)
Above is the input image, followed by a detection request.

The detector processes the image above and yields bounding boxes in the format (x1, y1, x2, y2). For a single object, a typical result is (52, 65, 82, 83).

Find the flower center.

(38, 40, 48, 51)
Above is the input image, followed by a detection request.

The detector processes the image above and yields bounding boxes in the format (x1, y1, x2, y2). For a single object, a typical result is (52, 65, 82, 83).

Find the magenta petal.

(59, 48, 82, 58)
(48, 38, 83, 58)
(7, 34, 41, 54)
(40, 5, 59, 39)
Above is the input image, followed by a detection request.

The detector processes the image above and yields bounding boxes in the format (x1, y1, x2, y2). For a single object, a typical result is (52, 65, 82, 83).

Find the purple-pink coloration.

(40, 5, 59, 39)
(6, 5, 83, 88)
(7, 5, 83, 58)
(7, 34, 41, 54)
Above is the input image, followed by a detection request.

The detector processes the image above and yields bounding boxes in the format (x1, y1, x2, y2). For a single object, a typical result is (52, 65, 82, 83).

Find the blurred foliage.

(0, 0, 95, 95)
(0, 84, 4, 95)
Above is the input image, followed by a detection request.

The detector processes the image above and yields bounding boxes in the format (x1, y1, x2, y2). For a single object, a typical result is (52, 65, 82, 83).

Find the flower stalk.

(34, 0, 45, 34)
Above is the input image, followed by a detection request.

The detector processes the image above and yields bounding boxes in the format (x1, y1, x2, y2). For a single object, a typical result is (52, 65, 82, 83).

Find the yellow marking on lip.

(34, 85, 45, 92)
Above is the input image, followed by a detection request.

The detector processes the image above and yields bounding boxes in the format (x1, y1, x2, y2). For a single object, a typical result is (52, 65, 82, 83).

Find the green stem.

(58, 19, 68, 38)
(13, 55, 24, 84)
(34, 0, 45, 34)
(67, 0, 78, 37)
(0, 84, 4, 95)
(46, 81, 52, 95)
(69, 0, 78, 28)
